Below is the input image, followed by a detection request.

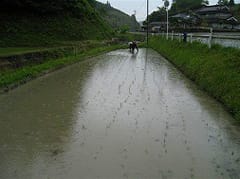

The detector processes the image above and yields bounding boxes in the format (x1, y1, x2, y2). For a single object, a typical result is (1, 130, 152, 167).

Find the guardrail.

(155, 32, 240, 49)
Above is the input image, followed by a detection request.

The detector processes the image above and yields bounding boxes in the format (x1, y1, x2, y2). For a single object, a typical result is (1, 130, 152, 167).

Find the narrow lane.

(0, 49, 240, 178)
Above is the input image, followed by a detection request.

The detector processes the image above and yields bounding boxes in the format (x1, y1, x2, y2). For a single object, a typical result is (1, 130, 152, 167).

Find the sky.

(96, 0, 240, 21)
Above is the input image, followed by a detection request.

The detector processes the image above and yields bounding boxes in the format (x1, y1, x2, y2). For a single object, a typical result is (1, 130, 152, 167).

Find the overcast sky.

(96, 0, 240, 21)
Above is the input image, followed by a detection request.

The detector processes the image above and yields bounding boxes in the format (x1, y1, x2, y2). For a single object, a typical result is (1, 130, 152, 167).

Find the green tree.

(88, 0, 97, 7)
(148, 7, 166, 23)
(229, 0, 235, 6)
(202, 0, 209, 5)
(170, 2, 177, 14)
(218, 0, 229, 5)
(0, 0, 85, 12)
(171, 0, 208, 12)
(119, 25, 129, 34)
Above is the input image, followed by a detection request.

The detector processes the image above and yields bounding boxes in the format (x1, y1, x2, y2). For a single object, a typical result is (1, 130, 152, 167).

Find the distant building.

(140, 21, 167, 32)
(171, 13, 200, 28)
(235, 24, 240, 30)
(170, 5, 239, 30)
(195, 5, 238, 29)
(150, 21, 167, 32)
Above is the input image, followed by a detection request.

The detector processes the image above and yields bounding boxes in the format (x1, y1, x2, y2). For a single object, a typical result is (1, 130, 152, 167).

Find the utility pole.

(163, 0, 169, 40)
(147, 0, 149, 46)
(166, 7, 168, 39)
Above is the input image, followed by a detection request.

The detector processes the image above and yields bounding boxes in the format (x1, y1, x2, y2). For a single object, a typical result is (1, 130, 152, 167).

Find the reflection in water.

(0, 49, 240, 178)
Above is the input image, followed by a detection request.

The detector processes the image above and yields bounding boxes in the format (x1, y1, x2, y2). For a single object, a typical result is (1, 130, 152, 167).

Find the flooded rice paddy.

(0, 49, 240, 179)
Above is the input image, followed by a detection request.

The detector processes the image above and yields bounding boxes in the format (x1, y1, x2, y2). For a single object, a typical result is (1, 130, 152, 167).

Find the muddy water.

(0, 49, 240, 179)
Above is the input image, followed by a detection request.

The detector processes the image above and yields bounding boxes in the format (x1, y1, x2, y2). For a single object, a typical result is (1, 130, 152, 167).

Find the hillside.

(94, 1, 140, 32)
(0, 0, 113, 47)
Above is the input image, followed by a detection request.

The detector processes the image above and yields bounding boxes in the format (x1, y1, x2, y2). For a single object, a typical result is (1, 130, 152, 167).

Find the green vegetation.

(0, 0, 141, 92)
(231, 4, 240, 20)
(0, 41, 111, 57)
(147, 7, 167, 24)
(0, 44, 124, 92)
(218, 0, 231, 5)
(94, 1, 140, 32)
(171, 0, 209, 12)
(149, 36, 240, 120)
(0, 0, 113, 47)
(0, 47, 48, 57)
(0, 12, 113, 47)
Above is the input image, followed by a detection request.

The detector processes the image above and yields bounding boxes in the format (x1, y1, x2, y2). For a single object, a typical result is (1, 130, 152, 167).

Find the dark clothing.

(129, 41, 138, 53)
(183, 32, 187, 42)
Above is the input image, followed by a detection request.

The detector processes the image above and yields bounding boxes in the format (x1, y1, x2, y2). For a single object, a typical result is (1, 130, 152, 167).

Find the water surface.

(0, 49, 240, 179)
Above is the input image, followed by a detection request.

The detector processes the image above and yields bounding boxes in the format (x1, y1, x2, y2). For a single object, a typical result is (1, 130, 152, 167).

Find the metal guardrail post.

(208, 28, 213, 48)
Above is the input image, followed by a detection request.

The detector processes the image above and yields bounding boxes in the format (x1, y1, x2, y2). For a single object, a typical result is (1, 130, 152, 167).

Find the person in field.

(128, 41, 138, 53)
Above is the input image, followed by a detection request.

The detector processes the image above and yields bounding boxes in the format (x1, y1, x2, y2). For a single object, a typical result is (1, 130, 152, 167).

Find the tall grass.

(149, 36, 240, 120)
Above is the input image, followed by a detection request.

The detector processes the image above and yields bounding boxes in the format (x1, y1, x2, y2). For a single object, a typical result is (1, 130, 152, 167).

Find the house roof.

(203, 13, 232, 20)
(203, 15, 238, 24)
(170, 13, 199, 23)
(227, 16, 238, 22)
(196, 5, 230, 14)
(227, 17, 239, 24)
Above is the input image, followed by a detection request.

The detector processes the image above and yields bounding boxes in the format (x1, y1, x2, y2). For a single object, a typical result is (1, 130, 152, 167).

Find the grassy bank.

(0, 41, 113, 57)
(0, 1, 113, 47)
(0, 44, 123, 93)
(149, 36, 240, 120)
(0, 41, 114, 72)
(0, 47, 49, 57)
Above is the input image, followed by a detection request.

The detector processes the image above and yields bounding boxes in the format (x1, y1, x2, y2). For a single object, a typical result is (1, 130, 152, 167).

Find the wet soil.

(0, 49, 240, 179)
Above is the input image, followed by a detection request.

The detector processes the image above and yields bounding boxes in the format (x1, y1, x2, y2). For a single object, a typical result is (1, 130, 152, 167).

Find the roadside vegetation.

(149, 36, 240, 120)
(0, 47, 48, 57)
